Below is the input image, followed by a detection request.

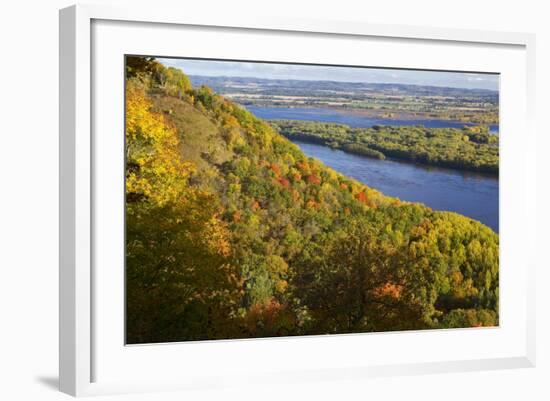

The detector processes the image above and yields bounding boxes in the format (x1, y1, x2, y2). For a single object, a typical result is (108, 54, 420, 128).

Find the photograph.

(125, 55, 499, 345)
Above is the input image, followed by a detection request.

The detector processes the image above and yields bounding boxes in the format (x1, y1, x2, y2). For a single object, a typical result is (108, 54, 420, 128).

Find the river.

(247, 106, 499, 134)
(247, 106, 499, 233)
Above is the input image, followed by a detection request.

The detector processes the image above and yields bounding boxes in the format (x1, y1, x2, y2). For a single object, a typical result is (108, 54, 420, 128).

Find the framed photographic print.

(59, 4, 536, 396)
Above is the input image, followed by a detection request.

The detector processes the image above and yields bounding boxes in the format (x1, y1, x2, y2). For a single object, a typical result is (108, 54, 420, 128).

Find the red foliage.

(296, 161, 311, 174)
(232, 211, 242, 222)
(306, 199, 319, 209)
(373, 283, 403, 299)
(244, 299, 296, 336)
(270, 163, 281, 176)
(306, 174, 321, 185)
(355, 191, 368, 203)
(278, 177, 290, 188)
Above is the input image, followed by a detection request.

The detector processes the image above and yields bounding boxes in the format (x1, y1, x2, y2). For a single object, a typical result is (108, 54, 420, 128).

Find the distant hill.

(189, 74, 499, 98)
(188, 74, 499, 125)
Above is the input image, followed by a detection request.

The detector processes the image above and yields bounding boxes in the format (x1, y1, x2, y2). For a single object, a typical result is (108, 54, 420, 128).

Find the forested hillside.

(125, 57, 499, 344)
(271, 120, 499, 174)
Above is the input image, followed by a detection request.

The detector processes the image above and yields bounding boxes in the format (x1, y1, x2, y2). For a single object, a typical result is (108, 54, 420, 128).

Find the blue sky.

(157, 58, 499, 91)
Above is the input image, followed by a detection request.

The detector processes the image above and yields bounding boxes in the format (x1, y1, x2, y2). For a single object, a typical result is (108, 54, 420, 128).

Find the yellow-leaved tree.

(125, 81, 194, 205)
(125, 80, 242, 344)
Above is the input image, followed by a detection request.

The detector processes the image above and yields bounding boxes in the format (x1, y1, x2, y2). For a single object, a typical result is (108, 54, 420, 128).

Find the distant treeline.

(271, 120, 499, 175)
(190, 75, 499, 124)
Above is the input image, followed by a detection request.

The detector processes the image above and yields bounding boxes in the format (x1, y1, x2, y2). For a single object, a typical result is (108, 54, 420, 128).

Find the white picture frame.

(59, 4, 536, 397)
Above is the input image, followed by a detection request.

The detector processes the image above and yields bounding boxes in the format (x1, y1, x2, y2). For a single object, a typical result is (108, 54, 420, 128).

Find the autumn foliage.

(125, 56, 499, 343)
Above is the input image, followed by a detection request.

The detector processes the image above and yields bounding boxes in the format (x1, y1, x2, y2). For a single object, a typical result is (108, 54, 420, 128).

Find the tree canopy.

(271, 120, 499, 174)
(125, 57, 499, 343)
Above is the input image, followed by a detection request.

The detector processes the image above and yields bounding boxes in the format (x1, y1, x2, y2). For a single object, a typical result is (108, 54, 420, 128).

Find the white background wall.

(0, 0, 547, 399)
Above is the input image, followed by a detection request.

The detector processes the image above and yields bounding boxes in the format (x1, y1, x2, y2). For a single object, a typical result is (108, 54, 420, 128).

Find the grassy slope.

(151, 94, 235, 192)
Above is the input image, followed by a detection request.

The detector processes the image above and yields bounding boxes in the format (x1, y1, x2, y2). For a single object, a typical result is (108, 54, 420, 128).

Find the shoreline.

(287, 136, 499, 178)
(241, 102, 500, 126)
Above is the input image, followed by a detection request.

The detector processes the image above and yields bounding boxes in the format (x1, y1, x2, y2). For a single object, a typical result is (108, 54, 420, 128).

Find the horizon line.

(185, 73, 499, 93)
(152, 56, 499, 92)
